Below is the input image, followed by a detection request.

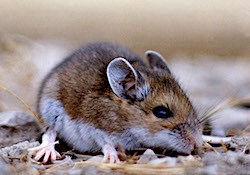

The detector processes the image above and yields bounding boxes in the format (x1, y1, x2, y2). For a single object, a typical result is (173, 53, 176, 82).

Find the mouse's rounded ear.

(107, 57, 149, 101)
(145, 50, 171, 74)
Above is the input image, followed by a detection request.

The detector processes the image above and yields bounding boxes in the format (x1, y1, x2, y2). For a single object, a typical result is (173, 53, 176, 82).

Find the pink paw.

(28, 129, 61, 164)
(102, 144, 121, 163)
(29, 143, 61, 163)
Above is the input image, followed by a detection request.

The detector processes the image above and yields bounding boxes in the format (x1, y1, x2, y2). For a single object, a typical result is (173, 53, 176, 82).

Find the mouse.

(29, 42, 203, 163)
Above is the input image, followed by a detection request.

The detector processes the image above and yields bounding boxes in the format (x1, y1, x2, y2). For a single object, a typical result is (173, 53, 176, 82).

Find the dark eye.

(152, 106, 174, 119)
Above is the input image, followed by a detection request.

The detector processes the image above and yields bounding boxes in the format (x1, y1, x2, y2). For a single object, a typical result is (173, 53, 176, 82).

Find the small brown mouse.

(30, 42, 203, 163)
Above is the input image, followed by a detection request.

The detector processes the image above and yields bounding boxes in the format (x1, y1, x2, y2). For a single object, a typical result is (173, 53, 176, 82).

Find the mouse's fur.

(38, 42, 202, 154)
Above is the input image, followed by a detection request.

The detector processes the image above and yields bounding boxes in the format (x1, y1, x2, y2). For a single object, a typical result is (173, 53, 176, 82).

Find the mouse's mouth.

(166, 125, 203, 155)
(167, 139, 194, 155)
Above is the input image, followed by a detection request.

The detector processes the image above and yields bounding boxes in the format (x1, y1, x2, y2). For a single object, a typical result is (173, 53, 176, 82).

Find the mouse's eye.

(152, 106, 173, 119)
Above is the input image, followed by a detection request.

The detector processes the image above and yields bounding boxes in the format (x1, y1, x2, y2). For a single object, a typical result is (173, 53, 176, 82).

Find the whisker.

(198, 98, 233, 124)
(199, 97, 250, 124)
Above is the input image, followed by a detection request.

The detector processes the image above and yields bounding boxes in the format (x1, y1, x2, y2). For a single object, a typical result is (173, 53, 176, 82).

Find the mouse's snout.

(173, 123, 203, 153)
(186, 129, 203, 148)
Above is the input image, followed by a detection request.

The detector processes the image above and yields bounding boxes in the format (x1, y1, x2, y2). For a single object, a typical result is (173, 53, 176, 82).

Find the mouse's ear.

(145, 50, 171, 73)
(107, 57, 149, 101)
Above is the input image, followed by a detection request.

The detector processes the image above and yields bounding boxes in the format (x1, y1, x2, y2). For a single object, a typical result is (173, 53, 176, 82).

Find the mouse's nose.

(184, 129, 203, 153)
(184, 135, 202, 155)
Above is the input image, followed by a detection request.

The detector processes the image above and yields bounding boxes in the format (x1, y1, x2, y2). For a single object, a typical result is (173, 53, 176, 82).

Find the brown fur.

(38, 42, 195, 135)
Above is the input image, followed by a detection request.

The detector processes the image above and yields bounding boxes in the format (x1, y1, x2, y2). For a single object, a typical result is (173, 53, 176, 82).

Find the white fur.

(40, 99, 115, 152)
(40, 99, 148, 153)
(40, 98, 65, 130)
(40, 99, 200, 154)
(128, 128, 195, 154)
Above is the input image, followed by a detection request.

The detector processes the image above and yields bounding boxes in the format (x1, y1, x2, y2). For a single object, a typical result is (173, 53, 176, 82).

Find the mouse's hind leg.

(29, 128, 61, 163)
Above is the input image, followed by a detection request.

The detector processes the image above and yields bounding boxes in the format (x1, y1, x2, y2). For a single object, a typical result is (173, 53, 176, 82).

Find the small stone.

(137, 149, 158, 164)
(0, 141, 39, 161)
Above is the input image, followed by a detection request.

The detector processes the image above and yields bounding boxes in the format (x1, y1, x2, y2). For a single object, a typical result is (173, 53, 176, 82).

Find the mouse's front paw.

(29, 143, 61, 163)
(29, 129, 61, 163)
(102, 144, 121, 163)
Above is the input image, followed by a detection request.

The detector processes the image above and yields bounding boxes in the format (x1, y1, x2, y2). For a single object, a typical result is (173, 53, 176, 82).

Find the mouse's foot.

(28, 129, 61, 163)
(102, 144, 121, 163)
(29, 142, 61, 163)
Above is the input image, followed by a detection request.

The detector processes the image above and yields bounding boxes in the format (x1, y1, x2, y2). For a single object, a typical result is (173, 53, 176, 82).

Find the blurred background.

(0, 0, 249, 117)
(0, 0, 249, 56)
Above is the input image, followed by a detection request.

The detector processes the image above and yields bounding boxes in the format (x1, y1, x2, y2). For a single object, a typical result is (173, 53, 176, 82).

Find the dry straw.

(0, 84, 44, 125)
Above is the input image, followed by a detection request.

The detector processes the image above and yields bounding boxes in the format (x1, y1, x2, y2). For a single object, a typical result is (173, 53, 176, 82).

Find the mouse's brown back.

(38, 42, 147, 126)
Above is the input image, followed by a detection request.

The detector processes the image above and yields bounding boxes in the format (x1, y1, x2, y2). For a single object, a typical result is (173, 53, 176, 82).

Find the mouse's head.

(106, 51, 203, 154)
